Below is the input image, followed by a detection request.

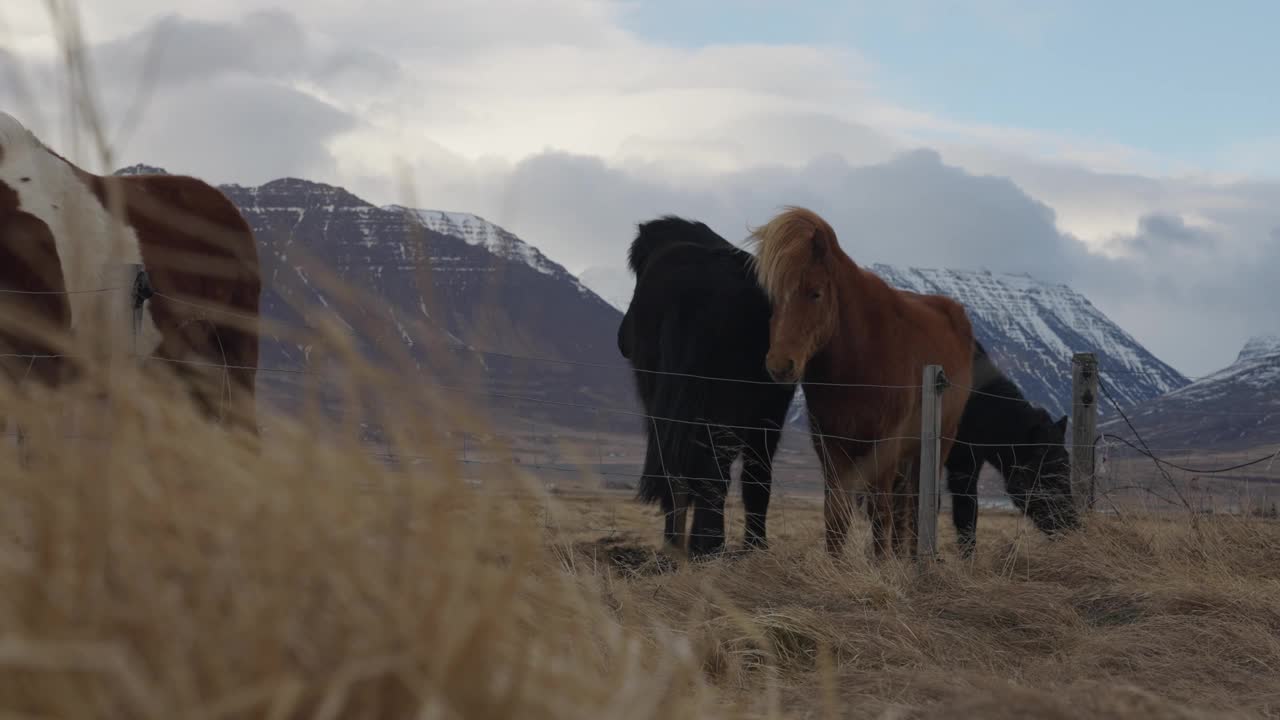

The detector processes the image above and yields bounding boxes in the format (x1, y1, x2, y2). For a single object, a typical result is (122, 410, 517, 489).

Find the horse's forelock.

(748, 206, 833, 301)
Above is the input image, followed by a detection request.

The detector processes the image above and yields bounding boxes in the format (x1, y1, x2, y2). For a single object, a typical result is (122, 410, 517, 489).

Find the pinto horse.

(0, 112, 260, 435)
(750, 206, 975, 559)
(947, 340, 1079, 557)
(618, 216, 797, 557)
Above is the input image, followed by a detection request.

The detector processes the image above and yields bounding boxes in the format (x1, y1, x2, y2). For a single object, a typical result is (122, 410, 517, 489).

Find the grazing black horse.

(617, 216, 797, 557)
(946, 341, 1080, 557)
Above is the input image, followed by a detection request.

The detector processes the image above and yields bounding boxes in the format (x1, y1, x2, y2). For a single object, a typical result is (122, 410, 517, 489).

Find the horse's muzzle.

(766, 357, 797, 384)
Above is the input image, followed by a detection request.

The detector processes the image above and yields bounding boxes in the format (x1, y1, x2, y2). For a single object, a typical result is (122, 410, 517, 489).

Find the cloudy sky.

(3, 0, 1278, 378)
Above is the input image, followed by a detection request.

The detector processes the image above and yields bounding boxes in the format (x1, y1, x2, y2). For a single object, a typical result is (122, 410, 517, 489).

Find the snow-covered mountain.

(1236, 335, 1280, 365)
(116, 167, 638, 432)
(584, 262, 1188, 420)
(115, 163, 169, 176)
(869, 265, 1188, 416)
(1100, 335, 1280, 451)
(384, 206, 599, 300)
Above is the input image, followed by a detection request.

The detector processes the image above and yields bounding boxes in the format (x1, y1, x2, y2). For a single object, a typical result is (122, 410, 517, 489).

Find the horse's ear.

(810, 231, 826, 261)
(1032, 414, 1068, 445)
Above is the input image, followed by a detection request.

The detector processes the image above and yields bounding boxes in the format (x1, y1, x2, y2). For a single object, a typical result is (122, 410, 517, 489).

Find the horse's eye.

(809, 290, 822, 300)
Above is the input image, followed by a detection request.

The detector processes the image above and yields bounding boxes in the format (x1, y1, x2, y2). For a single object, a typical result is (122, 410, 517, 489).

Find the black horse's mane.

(627, 216, 737, 276)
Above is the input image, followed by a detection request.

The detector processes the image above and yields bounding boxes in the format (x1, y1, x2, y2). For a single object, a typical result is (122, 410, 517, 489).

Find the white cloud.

(4, 0, 1280, 378)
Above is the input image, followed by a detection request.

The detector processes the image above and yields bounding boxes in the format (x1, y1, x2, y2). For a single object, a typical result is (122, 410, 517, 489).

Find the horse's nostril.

(773, 358, 793, 381)
(769, 359, 795, 381)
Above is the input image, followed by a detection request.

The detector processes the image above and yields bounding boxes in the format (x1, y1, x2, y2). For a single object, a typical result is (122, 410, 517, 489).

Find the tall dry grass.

(4, 4, 1280, 718)
(0, 356, 738, 719)
(3, 357, 1279, 719)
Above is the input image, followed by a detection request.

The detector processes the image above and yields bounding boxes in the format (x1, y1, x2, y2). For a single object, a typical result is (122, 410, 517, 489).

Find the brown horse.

(750, 206, 975, 560)
(0, 111, 260, 436)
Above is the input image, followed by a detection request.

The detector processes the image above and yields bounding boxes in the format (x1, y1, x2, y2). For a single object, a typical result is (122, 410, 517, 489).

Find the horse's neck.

(977, 379, 1043, 470)
(819, 263, 884, 379)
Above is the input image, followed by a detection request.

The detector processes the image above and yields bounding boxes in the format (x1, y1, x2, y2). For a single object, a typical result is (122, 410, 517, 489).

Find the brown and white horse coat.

(0, 111, 260, 433)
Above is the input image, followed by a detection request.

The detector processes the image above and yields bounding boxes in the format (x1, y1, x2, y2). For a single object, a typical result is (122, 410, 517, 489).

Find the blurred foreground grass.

(0, 361, 1277, 719)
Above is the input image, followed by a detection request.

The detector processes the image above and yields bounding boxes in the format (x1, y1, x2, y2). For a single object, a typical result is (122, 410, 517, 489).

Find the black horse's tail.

(634, 312, 717, 507)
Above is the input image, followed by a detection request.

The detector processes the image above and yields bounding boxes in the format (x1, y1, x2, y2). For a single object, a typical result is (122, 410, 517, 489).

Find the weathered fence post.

(1071, 352, 1099, 514)
(917, 364, 946, 563)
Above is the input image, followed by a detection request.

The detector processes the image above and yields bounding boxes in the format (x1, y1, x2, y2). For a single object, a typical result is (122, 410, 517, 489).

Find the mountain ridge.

(1099, 335, 1280, 451)
(580, 260, 1190, 419)
(129, 168, 640, 433)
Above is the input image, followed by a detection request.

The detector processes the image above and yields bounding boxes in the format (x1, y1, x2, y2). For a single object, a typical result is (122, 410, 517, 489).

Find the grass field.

(2, 361, 1278, 720)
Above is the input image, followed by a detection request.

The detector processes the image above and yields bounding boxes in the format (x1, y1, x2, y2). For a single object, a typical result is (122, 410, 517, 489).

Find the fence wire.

(2, 284, 1277, 547)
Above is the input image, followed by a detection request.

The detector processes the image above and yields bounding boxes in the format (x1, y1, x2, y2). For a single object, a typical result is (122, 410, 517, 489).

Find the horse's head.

(1009, 410, 1080, 535)
(749, 207, 840, 385)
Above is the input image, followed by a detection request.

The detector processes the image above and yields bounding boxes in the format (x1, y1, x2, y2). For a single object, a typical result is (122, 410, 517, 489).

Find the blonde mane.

(746, 206, 839, 301)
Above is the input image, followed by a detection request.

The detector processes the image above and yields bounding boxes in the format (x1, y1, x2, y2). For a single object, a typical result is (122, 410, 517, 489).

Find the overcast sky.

(3, 0, 1278, 378)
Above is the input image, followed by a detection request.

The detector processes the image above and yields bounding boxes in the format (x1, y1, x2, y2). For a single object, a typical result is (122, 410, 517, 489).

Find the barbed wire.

(2, 347, 1275, 455)
(5, 412, 1274, 548)
(1097, 432, 1280, 475)
(0, 286, 127, 295)
(0, 284, 1237, 393)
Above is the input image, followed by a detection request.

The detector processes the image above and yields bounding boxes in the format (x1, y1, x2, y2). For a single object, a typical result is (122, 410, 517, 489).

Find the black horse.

(946, 341, 1080, 557)
(618, 216, 797, 557)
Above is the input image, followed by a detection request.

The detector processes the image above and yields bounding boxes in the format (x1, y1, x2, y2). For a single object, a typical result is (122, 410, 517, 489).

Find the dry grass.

(547, 490, 1280, 719)
(1, 363, 1278, 719)
(0, 366, 730, 719)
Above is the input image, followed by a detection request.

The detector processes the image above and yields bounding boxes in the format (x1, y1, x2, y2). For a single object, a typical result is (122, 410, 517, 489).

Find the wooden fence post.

(917, 364, 946, 563)
(1071, 352, 1099, 514)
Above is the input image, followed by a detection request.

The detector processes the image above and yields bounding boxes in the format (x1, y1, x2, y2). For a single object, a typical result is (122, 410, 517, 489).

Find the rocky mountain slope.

(114, 165, 639, 432)
(1099, 335, 1280, 451)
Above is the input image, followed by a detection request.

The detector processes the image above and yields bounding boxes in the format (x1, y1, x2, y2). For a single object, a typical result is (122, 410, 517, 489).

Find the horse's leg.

(741, 427, 781, 550)
(640, 429, 684, 551)
(691, 427, 735, 558)
(849, 446, 894, 561)
(823, 453, 860, 558)
(867, 483, 892, 560)
(948, 456, 981, 559)
(665, 485, 689, 552)
(687, 480, 727, 559)
(891, 457, 919, 558)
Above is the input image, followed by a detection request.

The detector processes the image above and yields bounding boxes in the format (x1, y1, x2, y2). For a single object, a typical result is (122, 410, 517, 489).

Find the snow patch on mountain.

(387, 206, 565, 280)
(1099, 334, 1280, 450)
(867, 265, 1186, 403)
(1236, 335, 1280, 365)
(866, 266, 1188, 417)
(1165, 337, 1280, 401)
(114, 163, 169, 176)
